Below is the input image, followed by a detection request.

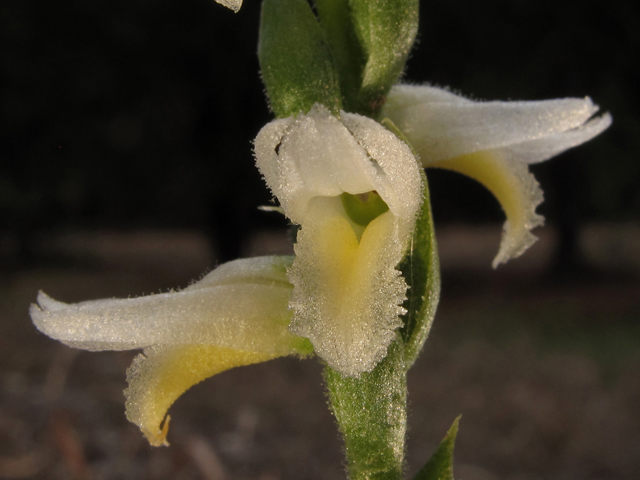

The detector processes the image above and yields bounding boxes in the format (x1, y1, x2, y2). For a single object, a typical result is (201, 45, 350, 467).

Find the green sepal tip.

(258, 0, 342, 118)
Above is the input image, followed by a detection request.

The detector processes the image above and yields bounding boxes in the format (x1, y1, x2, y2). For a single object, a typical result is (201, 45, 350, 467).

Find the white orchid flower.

(255, 104, 423, 377)
(29, 84, 611, 444)
(381, 84, 612, 267)
(30, 256, 311, 446)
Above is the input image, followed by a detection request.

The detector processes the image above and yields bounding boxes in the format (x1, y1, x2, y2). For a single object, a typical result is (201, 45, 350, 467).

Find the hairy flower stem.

(324, 337, 407, 480)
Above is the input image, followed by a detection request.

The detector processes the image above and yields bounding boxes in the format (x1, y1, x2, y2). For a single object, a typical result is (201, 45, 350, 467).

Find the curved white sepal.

(383, 84, 608, 164)
(215, 0, 242, 12)
(510, 113, 612, 164)
(30, 256, 308, 355)
(382, 84, 611, 265)
(30, 256, 311, 446)
(288, 200, 407, 376)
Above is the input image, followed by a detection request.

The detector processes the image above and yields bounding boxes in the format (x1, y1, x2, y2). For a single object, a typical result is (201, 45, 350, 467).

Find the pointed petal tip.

(491, 222, 542, 269)
(30, 291, 65, 334)
(516, 110, 612, 165)
(384, 85, 612, 165)
(35, 291, 68, 311)
(571, 109, 613, 145)
(588, 111, 613, 135)
(145, 415, 171, 447)
(125, 346, 279, 447)
(28, 302, 44, 328)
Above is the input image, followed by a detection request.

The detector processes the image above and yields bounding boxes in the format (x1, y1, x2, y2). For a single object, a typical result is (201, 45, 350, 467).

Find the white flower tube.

(30, 256, 311, 446)
(382, 84, 612, 267)
(255, 104, 423, 377)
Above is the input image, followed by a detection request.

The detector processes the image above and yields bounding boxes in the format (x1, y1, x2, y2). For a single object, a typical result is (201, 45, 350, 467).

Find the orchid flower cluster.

(30, 0, 610, 478)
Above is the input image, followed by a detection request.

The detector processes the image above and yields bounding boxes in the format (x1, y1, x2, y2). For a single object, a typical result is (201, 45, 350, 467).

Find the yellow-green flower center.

(341, 191, 390, 227)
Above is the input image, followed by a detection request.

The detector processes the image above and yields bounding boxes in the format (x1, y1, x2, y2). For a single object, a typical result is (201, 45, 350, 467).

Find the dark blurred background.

(0, 0, 276, 265)
(1, 0, 639, 479)
(1, 0, 638, 266)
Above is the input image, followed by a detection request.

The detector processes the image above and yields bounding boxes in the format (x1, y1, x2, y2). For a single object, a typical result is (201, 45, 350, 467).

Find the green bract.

(258, 0, 342, 117)
(413, 417, 460, 480)
(316, 0, 419, 116)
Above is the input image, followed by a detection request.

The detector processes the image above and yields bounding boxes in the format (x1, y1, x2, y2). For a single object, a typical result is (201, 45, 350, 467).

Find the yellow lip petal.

(124, 345, 279, 446)
(289, 198, 406, 377)
(431, 150, 544, 267)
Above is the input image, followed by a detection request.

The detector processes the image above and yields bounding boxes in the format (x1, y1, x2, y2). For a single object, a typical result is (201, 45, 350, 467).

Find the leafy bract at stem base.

(412, 416, 461, 480)
(258, 0, 341, 118)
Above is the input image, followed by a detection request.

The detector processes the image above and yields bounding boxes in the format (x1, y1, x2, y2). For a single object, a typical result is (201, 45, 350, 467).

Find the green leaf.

(315, 0, 366, 113)
(258, 0, 342, 118)
(413, 416, 461, 480)
(324, 336, 407, 480)
(398, 165, 440, 369)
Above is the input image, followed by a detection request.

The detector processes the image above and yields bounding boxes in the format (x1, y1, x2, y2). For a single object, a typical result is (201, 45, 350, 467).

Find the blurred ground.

(0, 225, 639, 480)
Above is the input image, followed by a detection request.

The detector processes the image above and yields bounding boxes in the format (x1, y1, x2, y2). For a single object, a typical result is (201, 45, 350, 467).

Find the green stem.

(324, 337, 407, 480)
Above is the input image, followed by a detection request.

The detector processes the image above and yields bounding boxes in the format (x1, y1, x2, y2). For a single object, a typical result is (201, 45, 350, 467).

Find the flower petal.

(30, 256, 312, 446)
(510, 113, 612, 164)
(256, 105, 388, 223)
(214, 0, 242, 13)
(288, 199, 406, 376)
(30, 256, 310, 355)
(255, 104, 422, 235)
(255, 104, 422, 376)
(125, 344, 275, 446)
(432, 150, 544, 267)
(382, 84, 609, 165)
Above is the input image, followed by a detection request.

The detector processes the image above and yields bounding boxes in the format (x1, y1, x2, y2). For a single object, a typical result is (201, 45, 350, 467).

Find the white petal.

(382, 84, 608, 165)
(382, 84, 611, 266)
(214, 0, 242, 12)
(254, 105, 423, 376)
(124, 344, 276, 446)
(511, 113, 612, 164)
(340, 112, 423, 242)
(30, 256, 309, 355)
(255, 104, 422, 230)
(256, 105, 383, 224)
